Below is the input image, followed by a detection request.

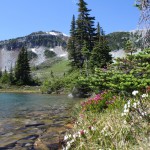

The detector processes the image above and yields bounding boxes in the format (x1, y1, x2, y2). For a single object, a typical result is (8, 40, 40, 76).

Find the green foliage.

(67, 1, 112, 73)
(77, 48, 150, 94)
(125, 40, 137, 55)
(27, 51, 38, 60)
(106, 32, 130, 50)
(90, 28, 112, 70)
(67, 15, 78, 69)
(68, 0, 96, 69)
(81, 91, 116, 113)
(15, 47, 32, 85)
(44, 49, 56, 58)
(41, 71, 80, 94)
(0, 70, 9, 84)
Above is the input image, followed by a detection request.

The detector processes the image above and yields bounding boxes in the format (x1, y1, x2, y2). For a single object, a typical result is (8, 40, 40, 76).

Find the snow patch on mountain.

(30, 47, 46, 66)
(29, 46, 67, 66)
(46, 31, 59, 36)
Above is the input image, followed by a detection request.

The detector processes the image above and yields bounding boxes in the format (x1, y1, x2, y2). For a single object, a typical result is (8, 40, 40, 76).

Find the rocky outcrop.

(0, 30, 69, 71)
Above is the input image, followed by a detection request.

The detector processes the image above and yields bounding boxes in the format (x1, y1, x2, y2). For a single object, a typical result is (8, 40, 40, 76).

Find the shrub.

(77, 48, 150, 95)
(81, 91, 116, 112)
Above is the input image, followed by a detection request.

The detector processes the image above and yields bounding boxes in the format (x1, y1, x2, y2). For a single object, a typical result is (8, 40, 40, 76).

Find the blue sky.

(0, 0, 140, 40)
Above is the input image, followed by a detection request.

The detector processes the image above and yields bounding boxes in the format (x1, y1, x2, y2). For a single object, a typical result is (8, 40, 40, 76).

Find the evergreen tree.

(90, 23, 112, 70)
(67, 15, 78, 69)
(125, 40, 136, 55)
(1, 68, 9, 84)
(81, 41, 90, 76)
(95, 22, 101, 42)
(75, 0, 96, 68)
(15, 47, 31, 85)
(0, 70, 2, 78)
(9, 64, 14, 84)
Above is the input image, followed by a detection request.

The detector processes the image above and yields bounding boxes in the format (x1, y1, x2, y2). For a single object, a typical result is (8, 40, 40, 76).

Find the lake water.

(0, 93, 80, 149)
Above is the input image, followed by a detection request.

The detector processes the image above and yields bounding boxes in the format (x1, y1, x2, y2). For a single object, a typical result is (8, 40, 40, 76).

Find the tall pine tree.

(15, 47, 31, 85)
(67, 15, 78, 69)
(75, 0, 96, 68)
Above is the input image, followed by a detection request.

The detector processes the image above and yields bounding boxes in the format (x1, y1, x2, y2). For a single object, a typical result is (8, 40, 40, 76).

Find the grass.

(32, 58, 70, 81)
(0, 85, 41, 93)
(64, 94, 150, 150)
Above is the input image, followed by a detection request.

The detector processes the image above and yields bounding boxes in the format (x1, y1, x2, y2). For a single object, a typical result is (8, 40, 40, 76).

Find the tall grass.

(63, 92, 150, 150)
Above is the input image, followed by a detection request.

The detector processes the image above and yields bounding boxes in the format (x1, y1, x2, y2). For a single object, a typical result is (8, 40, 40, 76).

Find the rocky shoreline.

(0, 108, 74, 150)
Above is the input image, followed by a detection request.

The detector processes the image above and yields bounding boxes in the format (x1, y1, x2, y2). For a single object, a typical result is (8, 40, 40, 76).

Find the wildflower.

(78, 131, 81, 138)
(89, 126, 96, 131)
(64, 135, 69, 141)
(124, 104, 127, 110)
(127, 100, 130, 107)
(141, 93, 148, 98)
(65, 141, 71, 150)
(123, 120, 127, 124)
(121, 113, 125, 116)
(70, 139, 75, 144)
(124, 109, 129, 113)
(64, 134, 71, 141)
(73, 133, 78, 139)
(79, 130, 87, 137)
(133, 102, 137, 108)
(141, 111, 147, 116)
(132, 90, 138, 96)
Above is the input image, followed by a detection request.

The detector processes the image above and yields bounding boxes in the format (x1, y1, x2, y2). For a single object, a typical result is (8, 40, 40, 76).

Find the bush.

(41, 71, 80, 94)
(77, 48, 150, 95)
(81, 91, 116, 112)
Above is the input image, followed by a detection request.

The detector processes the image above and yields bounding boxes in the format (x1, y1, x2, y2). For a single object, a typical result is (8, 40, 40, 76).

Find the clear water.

(0, 93, 80, 147)
(0, 93, 77, 119)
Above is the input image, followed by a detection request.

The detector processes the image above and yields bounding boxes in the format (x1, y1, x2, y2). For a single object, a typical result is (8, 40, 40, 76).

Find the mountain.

(0, 30, 69, 71)
(106, 30, 146, 51)
(0, 29, 147, 71)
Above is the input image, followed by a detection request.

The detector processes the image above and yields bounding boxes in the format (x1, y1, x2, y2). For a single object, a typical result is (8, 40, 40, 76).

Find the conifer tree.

(9, 64, 14, 84)
(1, 68, 9, 84)
(67, 15, 78, 69)
(75, 0, 96, 68)
(90, 23, 112, 70)
(15, 47, 31, 85)
(82, 41, 90, 76)
(125, 40, 136, 55)
(0, 70, 2, 78)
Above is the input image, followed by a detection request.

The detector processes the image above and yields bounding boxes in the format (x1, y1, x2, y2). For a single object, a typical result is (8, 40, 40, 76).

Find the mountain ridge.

(0, 30, 69, 71)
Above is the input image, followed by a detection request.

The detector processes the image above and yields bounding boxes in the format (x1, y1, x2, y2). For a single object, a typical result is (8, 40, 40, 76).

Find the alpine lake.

(0, 93, 81, 150)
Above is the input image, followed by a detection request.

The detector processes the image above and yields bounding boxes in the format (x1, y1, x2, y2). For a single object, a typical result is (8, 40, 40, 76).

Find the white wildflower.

(141, 111, 147, 116)
(141, 94, 148, 98)
(124, 104, 127, 110)
(137, 101, 140, 105)
(64, 135, 69, 141)
(123, 120, 127, 124)
(132, 90, 139, 96)
(133, 102, 137, 108)
(70, 139, 75, 144)
(84, 129, 88, 134)
(124, 109, 129, 113)
(121, 113, 125, 116)
(127, 100, 130, 107)
(73, 133, 78, 139)
(78, 131, 81, 138)
(91, 126, 96, 131)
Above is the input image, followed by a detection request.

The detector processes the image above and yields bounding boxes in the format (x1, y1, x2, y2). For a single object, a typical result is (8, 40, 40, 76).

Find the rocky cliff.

(0, 31, 69, 71)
